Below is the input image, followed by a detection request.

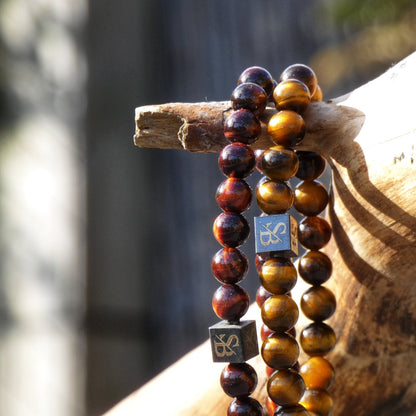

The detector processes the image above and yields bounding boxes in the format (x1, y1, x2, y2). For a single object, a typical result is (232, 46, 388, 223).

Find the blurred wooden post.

(108, 52, 416, 416)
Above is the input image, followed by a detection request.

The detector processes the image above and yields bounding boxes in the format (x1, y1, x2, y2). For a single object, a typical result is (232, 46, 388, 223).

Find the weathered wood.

(113, 52, 416, 416)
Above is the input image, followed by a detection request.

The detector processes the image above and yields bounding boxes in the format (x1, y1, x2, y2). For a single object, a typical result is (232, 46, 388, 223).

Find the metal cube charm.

(254, 213, 299, 257)
(209, 320, 258, 363)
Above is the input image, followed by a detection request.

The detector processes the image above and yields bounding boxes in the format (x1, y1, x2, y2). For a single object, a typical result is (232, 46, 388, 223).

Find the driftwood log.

(108, 52, 416, 416)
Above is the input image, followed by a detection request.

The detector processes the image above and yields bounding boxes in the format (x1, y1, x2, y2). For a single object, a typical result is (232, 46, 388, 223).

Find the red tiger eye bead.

(212, 284, 250, 322)
(219, 143, 256, 179)
(273, 79, 311, 113)
(231, 82, 268, 116)
(238, 66, 274, 97)
(294, 180, 329, 216)
(220, 363, 258, 398)
(228, 397, 263, 416)
(261, 146, 299, 181)
(280, 64, 318, 96)
(256, 178, 294, 214)
(216, 178, 252, 213)
(211, 247, 248, 285)
(301, 285, 336, 321)
(213, 212, 250, 248)
(268, 110, 306, 147)
(256, 285, 272, 308)
(298, 216, 332, 250)
(260, 323, 274, 341)
(298, 250, 332, 285)
(295, 151, 326, 180)
(300, 322, 337, 356)
(261, 295, 299, 333)
(224, 109, 261, 145)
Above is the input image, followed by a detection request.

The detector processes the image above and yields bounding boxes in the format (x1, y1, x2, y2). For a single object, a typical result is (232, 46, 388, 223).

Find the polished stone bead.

(274, 404, 310, 416)
(311, 84, 323, 102)
(213, 212, 250, 248)
(280, 64, 318, 96)
(261, 146, 299, 181)
(231, 82, 268, 116)
(299, 357, 335, 390)
(294, 180, 329, 216)
(209, 320, 258, 363)
(300, 389, 333, 416)
(254, 214, 298, 257)
(212, 284, 250, 322)
(238, 66, 274, 97)
(259, 257, 297, 295)
(298, 216, 332, 250)
(300, 322, 337, 356)
(268, 110, 306, 148)
(298, 250, 332, 285)
(219, 143, 256, 179)
(228, 397, 263, 416)
(256, 178, 294, 215)
(301, 286, 336, 321)
(220, 362, 258, 398)
(273, 79, 311, 113)
(261, 332, 300, 369)
(267, 369, 305, 406)
(216, 178, 252, 213)
(261, 295, 299, 333)
(224, 109, 261, 144)
(211, 247, 248, 285)
(256, 285, 272, 308)
(295, 151, 326, 180)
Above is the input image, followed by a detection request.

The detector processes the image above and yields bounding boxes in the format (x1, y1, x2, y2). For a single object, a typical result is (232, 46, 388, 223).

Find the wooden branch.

(119, 52, 416, 416)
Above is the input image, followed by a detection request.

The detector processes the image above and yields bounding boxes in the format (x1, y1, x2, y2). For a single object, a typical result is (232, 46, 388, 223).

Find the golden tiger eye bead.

(261, 146, 299, 181)
(294, 180, 329, 217)
(300, 322, 336, 356)
(261, 295, 299, 333)
(256, 178, 294, 214)
(213, 212, 250, 248)
(261, 332, 300, 369)
(299, 357, 335, 390)
(268, 110, 306, 148)
(211, 247, 248, 285)
(298, 250, 332, 285)
(220, 362, 258, 398)
(295, 151, 326, 180)
(259, 258, 297, 295)
(273, 79, 311, 113)
(301, 286, 336, 321)
(298, 216, 332, 250)
(280, 64, 318, 96)
(274, 404, 309, 416)
(216, 178, 252, 213)
(224, 109, 261, 144)
(267, 369, 305, 406)
(300, 389, 333, 416)
(311, 85, 323, 102)
(212, 284, 250, 322)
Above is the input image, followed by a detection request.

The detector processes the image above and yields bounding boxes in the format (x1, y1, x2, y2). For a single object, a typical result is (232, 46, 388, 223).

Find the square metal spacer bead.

(254, 213, 299, 257)
(209, 320, 258, 363)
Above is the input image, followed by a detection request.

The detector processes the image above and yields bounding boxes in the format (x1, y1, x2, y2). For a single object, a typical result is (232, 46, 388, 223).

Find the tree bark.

(113, 52, 416, 416)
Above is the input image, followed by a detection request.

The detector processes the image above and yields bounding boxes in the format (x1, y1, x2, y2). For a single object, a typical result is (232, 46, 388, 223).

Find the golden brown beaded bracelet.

(209, 64, 337, 416)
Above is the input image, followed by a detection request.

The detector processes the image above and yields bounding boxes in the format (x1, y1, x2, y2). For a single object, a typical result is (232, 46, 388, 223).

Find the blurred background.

(0, 0, 414, 415)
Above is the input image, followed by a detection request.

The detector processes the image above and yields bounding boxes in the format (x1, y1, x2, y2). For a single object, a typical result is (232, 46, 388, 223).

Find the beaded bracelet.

(209, 63, 337, 416)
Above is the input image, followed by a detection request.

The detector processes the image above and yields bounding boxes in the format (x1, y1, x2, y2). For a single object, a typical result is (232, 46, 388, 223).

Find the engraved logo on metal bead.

(259, 221, 287, 246)
(214, 334, 239, 357)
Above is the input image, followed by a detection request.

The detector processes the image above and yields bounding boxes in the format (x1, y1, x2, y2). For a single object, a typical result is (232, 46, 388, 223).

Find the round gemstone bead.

(301, 286, 336, 321)
(299, 357, 335, 390)
(294, 180, 329, 216)
(261, 295, 299, 333)
(213, 212, 250, 248)
(256, 178, 294, 214)
(298, 250, 332, 285)
(273, 79, 311, 113)
(227, 397, 263, 416)
(216, 178, 252, 213)
(212, 284, 250, 322)
(256, 285, 272, 308)
(261, 146, 299, 181)
(298, 216, 332, 250)
(300, 322, 337, 356)
(268, 110, 305, 147)
(274, 404, 310, 416)
(238, 66, 274, 97)
(211, 247, 248, 285)
(224, 109, 261, 144)
(220, 363, 258, 398)
(280, 64, 318, 96)
(259, 258, 297, 295)
(219, 143, 256, 178)
(261, 332, 300, 369)
(295, 151, 326, 180)
(300, 389, 333, 416)
(267, 369, 305, 406)
(231, 82, 268, 116)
